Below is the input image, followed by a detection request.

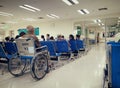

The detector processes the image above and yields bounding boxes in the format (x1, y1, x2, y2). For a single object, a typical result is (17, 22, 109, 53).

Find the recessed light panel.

(77, 9, 90, 15)
(19, 4, 40, 12)
(47, 14, 60, 19)
(0, 12, 13, 16)
(62, 0, 79, 6)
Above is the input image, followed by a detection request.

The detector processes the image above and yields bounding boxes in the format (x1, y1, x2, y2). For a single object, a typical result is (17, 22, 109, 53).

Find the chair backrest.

(69, 40, 78, 51)
(55, 40, 70, 53)
(76, 40, 84, 50)
(40, 41, 56, 56)
(4, 42, 18, 54)
(0, 44, 7, 58)
(16, 38, 35, 56)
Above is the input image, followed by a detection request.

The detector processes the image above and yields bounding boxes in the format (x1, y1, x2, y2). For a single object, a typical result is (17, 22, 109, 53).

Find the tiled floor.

(0, 43, 106, 88)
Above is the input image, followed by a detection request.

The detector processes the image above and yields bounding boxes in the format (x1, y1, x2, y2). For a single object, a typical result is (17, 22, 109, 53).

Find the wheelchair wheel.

(31, 53, 48, 80)
(8, 57, 26, 77)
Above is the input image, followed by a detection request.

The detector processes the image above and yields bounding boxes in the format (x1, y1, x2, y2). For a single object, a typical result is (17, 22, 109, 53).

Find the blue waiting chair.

(40, 41, 58, 60)
(76, 40, 85, 51)
(69, 40, 78, 52)
(56, 40, 70, 53)
(55, 40, 71, 59)
(0, 44, 13, 63)
(0, 43, 26, 76)
(4, 42, 18, 54)
(69, 40, 79, 56)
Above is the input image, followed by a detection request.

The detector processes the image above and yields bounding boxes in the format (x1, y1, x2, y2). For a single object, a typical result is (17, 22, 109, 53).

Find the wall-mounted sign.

(18, 27, 40, 35)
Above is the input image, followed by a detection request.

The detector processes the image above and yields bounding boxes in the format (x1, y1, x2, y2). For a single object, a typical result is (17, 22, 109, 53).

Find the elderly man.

(26, 25, 40, 48)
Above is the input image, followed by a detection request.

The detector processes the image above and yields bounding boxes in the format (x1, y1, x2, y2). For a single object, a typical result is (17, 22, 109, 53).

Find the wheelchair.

(8, 38, 49, 80)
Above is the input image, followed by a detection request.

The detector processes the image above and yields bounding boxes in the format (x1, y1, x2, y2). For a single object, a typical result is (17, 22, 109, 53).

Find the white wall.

(4, 19, 74, 40)
(3, 19, 105, 41)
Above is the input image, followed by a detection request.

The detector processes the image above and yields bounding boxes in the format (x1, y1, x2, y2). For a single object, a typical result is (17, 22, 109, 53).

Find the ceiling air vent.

(98, 8, 108, 11)
(1, 22, 6, 24)
(38, 17, 44, 19)
(0, 5, 3, 7)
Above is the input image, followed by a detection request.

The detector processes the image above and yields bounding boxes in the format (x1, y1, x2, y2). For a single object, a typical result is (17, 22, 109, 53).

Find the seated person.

(10, 37, 15, 42)
(25, 25, 40, 48)
(20, 31, 26, 38)
(46, 34, 50, 41)
(76, 34, 80, 40)
(16, 32, 26, 39)
(69, 34, 75, 41)
(49, 36, 55, 41)
(15, 35, 20, 39)
(41, 35, 45, 41)
(57, 34, 64, 41)
(5, 36, 10, 42)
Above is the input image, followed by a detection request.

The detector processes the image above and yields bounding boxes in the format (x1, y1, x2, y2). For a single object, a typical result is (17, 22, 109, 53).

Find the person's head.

(61, 35, 64, 39)
(26, 25, 34, 34)
(5, 36, 10, 42)
(76, 34, 80, 40)
(69, 34, 74, 40)
(15, 35, 20, 39)
(10, 37, 14, 42)
(20, 32, 26, 37)
(57, 34, 62, 40)
(46, 34, 50, 38)
(46, 34, 50, 41)
(50, 36, 54, 40)
(41, 35, 45, 39)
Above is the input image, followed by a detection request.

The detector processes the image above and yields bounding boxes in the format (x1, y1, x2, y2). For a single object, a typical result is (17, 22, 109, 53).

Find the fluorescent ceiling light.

(22, 18, 36, 21)
(77, 10, 84, 15)
(97, 19, 101, 23)
(19, 4, 40, 12)
(0, 13, 8, 16)
(72, 0, 79, 4)
(24, 4, 40, 11)
(19, 6, 36, 12)
(6, 21, 17, 24)
(83, 9, 90, 14)
(98, 23, 101, 26)
(94, 20, 97, 23)
(62, 0, 72, 5)
(62, 0, 79, 6)
(51, 14, 60, 18)
(94, 19, 101, 23)
(101, 23, 104, 26)
(0, 12, 13, 16)
(46, 14, 55, 19)
(77, 9, 90, 15)
(47, 14, 60, 19)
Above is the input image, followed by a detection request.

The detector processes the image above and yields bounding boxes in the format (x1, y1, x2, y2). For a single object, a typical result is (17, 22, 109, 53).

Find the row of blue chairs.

(40, 40, 85, 60)
(0, 40, 85, 63)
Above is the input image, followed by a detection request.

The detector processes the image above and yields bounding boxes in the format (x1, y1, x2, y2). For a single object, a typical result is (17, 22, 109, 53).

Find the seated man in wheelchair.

(26, 25, 40, 48)
(8, 25, 49, 80)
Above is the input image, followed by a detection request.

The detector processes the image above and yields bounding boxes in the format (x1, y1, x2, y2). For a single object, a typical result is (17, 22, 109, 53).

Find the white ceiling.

(0, 0, 120, 26)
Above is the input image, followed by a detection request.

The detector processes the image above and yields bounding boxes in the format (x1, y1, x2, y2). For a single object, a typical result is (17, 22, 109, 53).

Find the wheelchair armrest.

(36, 45, 48, 52)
